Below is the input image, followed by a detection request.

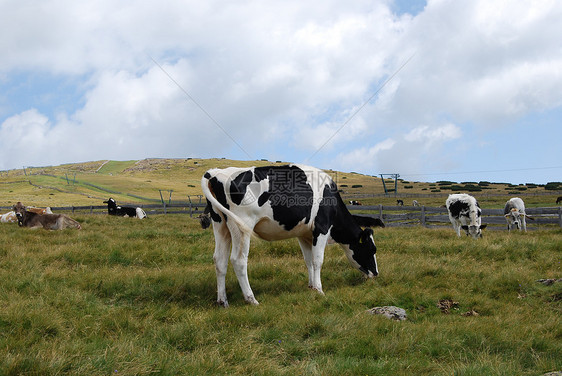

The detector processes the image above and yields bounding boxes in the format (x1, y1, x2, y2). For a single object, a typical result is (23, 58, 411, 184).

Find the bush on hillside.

(545, 182, 562, 191)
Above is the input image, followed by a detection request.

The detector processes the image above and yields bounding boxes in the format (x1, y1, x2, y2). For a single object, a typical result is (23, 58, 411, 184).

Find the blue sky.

(1, 0, 561, 184)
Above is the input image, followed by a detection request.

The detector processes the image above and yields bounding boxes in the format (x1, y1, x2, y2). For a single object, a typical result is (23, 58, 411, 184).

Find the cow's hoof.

(245, 296, 259, 305)
(217, 300, 229, 308)
(309, 286, 325, 296)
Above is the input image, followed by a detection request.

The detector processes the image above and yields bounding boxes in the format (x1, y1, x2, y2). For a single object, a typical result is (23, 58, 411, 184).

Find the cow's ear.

(360, 228, 374, 243)
(504, 214, 511, 218)
(461, 225, 469, 230)
(352, 215, 385, 228)
(480, 224, 487, 230)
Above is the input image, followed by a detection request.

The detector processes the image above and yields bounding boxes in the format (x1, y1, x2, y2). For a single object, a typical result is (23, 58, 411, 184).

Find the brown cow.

(26, 206, 53, 215)
(13, 202, 81, 230)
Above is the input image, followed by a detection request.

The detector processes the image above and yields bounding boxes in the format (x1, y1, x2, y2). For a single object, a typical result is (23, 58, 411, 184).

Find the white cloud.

(0, 0, 561, 185)
(334, 123, 462, 174)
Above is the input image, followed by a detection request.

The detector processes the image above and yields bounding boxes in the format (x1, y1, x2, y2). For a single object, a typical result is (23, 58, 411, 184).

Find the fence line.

(347, 205, 562, 229)
(344, 190, 562, 200)
(1, 203, 560, 228)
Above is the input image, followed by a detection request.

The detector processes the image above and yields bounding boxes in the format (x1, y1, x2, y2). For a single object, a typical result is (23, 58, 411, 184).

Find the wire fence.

(2, 203, 561, 229)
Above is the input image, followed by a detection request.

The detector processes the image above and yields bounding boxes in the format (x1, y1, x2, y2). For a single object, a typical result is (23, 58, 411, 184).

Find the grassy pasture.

(0, 214, 560, 375)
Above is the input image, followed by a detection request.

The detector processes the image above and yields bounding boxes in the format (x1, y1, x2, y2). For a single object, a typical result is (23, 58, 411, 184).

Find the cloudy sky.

(1, 0, 561, 184)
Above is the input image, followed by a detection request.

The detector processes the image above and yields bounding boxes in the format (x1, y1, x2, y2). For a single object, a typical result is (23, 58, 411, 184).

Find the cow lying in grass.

(103, 198, 147, 219)
(26, 206, 53, 215)
(13, 202, 81, 230)
(1, 211, 17, 223)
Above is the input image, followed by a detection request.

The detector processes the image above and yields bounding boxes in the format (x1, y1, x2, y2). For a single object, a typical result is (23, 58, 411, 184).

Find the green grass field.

(1, 214, 560, 375)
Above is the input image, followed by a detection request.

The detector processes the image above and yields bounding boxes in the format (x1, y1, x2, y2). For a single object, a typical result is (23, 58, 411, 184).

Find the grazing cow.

(396, 199, 404, 206)
(103, 198, 147, 219)
(557, 196, 562, 205)
(1, 211, 17, 223)
(200, 164, 384, 307)
(412, 200, 419, 207)
(445, 194, 487, 238)
(13, 202, 81, 230)
(349, 200, 362, 205)
(504, 197, 533, 232)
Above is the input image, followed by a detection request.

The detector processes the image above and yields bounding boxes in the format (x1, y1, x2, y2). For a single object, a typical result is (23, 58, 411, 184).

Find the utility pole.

(380, 173, 400, 196)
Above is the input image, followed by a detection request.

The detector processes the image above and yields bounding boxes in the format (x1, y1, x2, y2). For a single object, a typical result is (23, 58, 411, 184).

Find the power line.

(149, 56, 253, 159)
(305, 53, 416, 163)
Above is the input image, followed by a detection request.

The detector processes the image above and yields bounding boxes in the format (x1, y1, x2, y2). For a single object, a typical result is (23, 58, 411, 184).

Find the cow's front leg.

(212, 221, 231, 307)
(229, 228, 259, 305)
(299, 236, 327, 295)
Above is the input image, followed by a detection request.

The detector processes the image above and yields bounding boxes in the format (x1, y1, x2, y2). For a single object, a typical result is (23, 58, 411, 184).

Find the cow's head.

(347, 227, 378, 277)
(461, 224, 487, 238)
(504, 208, 522, 230)
(12, 202, 26, 224)
(103, 198, 118, 211)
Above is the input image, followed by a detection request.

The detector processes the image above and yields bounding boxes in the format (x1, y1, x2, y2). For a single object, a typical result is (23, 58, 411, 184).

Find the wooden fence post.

(421, 206, 426, 227)
(559, 207, 562, 228)
(379, 204, 383, 220)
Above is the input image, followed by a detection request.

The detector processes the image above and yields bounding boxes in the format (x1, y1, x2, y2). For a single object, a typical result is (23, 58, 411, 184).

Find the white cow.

(1, 211, 17, 223)
(504, 197, 532, 232)
(446, 193, 487, 238)
(200, 164, 384, 307)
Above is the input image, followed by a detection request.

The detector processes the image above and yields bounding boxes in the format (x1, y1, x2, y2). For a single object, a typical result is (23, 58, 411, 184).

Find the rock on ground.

(366, 306, 407, 321)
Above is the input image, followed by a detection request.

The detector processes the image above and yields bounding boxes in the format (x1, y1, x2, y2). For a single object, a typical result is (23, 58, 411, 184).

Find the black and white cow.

(103, 198, 147, 219)
(504, 197, 533, 232)
(445, 193, 487, 238)
(200, 164, 384, 307)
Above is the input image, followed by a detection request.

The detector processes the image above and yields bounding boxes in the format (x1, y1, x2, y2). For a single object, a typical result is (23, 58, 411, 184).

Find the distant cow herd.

(1, 164, 559, 306)
(0, 197, 146, 230)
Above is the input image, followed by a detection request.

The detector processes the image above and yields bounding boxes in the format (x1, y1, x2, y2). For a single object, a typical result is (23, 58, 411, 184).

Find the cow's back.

(203, 164, 337, 241)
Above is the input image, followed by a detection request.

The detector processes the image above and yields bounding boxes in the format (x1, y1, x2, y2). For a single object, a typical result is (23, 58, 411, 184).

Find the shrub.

(351, 185, 363, 188)
(545, 182, 562, 190)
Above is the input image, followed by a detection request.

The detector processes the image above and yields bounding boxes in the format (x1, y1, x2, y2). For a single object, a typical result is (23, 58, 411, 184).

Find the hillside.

(1, 158, 560, 209)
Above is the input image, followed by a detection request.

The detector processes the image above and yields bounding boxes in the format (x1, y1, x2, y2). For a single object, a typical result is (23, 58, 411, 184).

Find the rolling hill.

(1, 158, 560, 209)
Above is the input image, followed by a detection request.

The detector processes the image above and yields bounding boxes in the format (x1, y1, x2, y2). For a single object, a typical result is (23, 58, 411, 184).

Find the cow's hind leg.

(229, 225, 258, 305)
(212, 221, 231, 307)
(298, 238, 314, 289)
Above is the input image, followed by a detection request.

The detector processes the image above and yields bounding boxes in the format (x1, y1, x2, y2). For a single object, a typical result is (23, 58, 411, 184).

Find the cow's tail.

(201, 174, 256, 237)
(136, 207, 147, 219)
